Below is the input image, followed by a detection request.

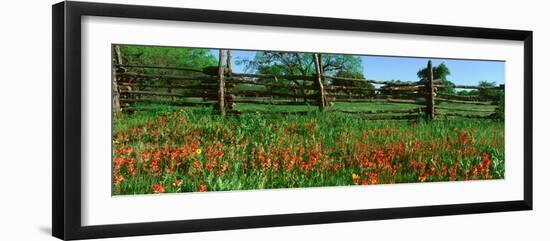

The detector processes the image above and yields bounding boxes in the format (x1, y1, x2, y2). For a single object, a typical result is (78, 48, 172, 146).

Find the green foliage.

(112, 109, 505, 195)
(493, 93, 505, 121)
(455, 82, 504, 119)
(321, 54, 363, 76)
(116, 45, 218, 97)
(417, 62, 455, 94)
(477, 81, 505, 120)
(378, 80, 409, 95)
(118, 45, 217, 75)
(455, 89, 479, 96)
(240, 52, 363, 76)
(478, 81, 502, 99)
(332, 70, 375, 96)
(236, 52, 363, 97)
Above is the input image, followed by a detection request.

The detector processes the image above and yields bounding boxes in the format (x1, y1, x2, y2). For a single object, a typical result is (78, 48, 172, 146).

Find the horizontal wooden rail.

(326, 86, 376, 91)
(331, 98, 422, 104)
(119, 83, 218, 90)
(119, 72, 218, 82)
(227, 91, 318, 99)
(434, 84, 505, 90)
(437, 92, 489, 101)
(330, 108, 421, 114)
(435, 97, 496, 105)
(226, 79, 317, 90)
(116, 64, 204, 73)
(229, 98, 317, 105)
(120, 98, 216, 106)
(326, 93, 420, 99)
(381, 86, 425, 92)
(120, 90, 217, 98)
(326, 93, 376, 98)
(231, 73, 314, 81)
(437, 112, 494, 119)
(228, 110, 312, 115)
(435, 106, 495, 113)
(323, 75, 421, 86)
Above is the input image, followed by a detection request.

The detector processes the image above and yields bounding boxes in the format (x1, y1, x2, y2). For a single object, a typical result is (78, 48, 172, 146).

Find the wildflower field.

(112, 106, 504, 195)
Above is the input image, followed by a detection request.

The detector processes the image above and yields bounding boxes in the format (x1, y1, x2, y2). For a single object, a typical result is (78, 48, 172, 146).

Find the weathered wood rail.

(112, 46, 504, 120)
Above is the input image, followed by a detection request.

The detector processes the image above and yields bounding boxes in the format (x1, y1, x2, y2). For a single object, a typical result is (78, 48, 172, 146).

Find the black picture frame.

(52, 1, 533, 240)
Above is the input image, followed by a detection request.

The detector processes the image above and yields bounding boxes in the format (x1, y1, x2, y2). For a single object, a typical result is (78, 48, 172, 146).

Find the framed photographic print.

(52, 1, 533, 240)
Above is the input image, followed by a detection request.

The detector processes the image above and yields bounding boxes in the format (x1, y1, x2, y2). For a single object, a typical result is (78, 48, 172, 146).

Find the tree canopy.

(241, 52, 363, 77)
(118, 45, 218, 75)
(478, 81, 503, 99)
(417, 62, 454, 94)
(333, 70, 375, 96)
(237, 51, 365, 99)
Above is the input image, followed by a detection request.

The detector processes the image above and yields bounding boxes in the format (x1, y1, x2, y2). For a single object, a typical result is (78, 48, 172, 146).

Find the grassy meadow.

(112, 102, 504, 195)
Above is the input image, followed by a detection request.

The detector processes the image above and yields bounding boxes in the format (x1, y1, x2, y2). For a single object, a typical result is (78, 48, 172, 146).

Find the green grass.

(112, 105, 504, 195)
(125, 97, 496, 114)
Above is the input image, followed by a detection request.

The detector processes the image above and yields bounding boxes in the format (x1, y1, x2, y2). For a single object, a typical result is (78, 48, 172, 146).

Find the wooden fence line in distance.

(433, 84, 504, 90)
(437, 112, 494, 119)
(118, 83, 218, 90)
(118, 72, 220, 82)
(227, 79, 318, 90)
(324, 75, 422, 86)
(435, 98, 496, 105)
(120, 99, 216, 107)
(112, 46, 503, 120)
(331, 108, 422, 114)
(435, 106, 495, 113)
(116, 63, 205, 73)
(330, 98, 421, 104)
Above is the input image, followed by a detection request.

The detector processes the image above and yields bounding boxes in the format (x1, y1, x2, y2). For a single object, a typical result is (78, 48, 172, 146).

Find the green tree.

(456, 89, 479, 96)
(118, 45, 217, 75)
(116, 45, 218, 101)
(239, 52, 363, 101)
(478, 81, 502, 99)
(379, 80, 407, 95)
(493, 92, 505, 120)
(476, 81, 505, 120)
(417, 62, 454, 94)
(333, 70, 374, 97)
(242, 52, 362, 76)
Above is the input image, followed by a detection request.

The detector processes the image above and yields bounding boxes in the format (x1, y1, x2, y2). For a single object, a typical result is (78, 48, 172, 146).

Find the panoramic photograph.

(111, 44, 505, 195)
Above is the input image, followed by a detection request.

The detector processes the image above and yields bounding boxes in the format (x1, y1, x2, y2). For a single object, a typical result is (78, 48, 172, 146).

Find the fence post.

(225, 50, 234, 111)
(112, 45, 121, 113)
(318, 54, 330, 107)
(426, 60, 435, 119)
(313, 53, 326, 111)
(218, 49, 226, 116)
(226, 50, 232, 74)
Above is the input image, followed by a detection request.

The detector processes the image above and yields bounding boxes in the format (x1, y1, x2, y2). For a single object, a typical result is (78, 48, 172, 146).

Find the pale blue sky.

(211, 50, 505, 86)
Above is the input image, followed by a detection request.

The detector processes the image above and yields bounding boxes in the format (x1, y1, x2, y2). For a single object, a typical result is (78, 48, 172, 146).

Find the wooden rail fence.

(112, 47, 504, 120)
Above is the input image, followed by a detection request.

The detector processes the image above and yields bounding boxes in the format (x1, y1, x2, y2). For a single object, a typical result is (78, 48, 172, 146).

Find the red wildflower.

(172, 180, 182, 187)
(197, 184, 208, 192)
(114, 175, 124, 185)
(418, 173, 430, 182)
(151, 184, 165, 193)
